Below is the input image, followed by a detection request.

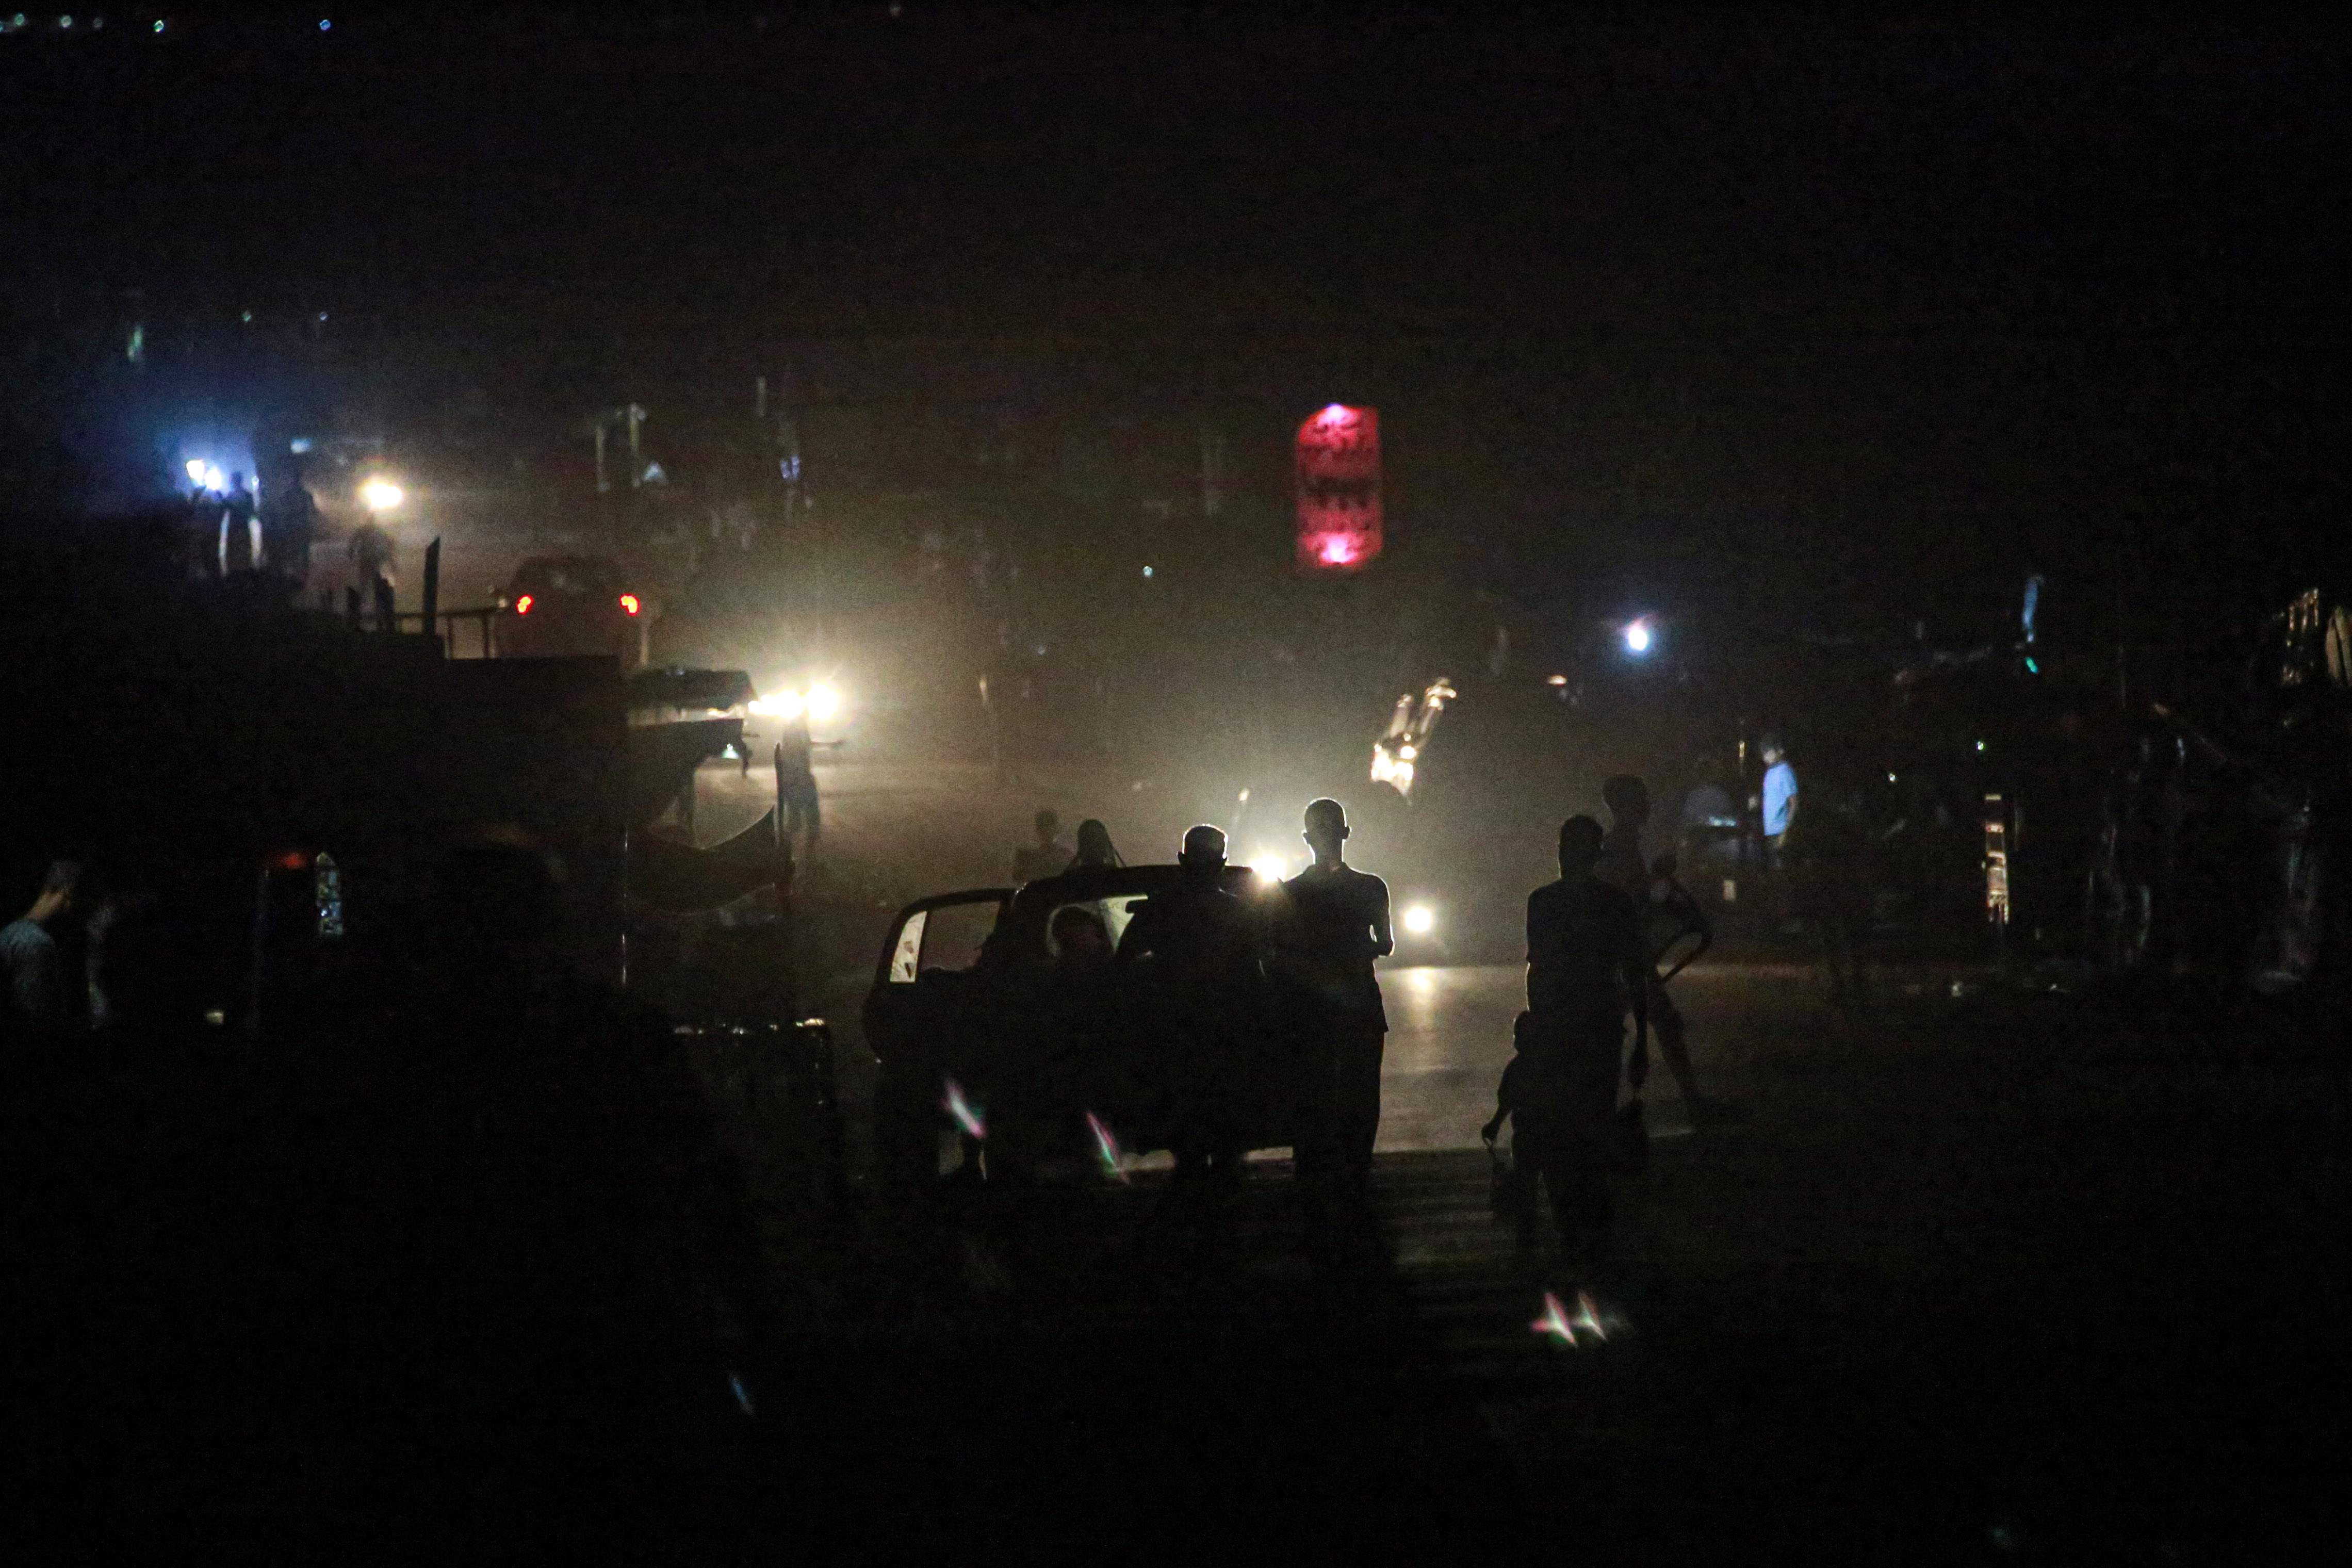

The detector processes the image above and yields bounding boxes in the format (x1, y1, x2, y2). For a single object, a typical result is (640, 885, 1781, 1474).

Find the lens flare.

(1532, 1289, 1612, 1346)
(943, 1078, 986, 1140)
(1085, 1112, 1130, 1183)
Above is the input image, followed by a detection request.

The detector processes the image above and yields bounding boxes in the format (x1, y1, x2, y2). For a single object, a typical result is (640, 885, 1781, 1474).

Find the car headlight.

(750, 691, 805, 722)
(804, 682, 842, 723)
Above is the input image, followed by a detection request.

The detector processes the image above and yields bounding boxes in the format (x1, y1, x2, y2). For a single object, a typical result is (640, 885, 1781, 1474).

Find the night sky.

(8, 9, 2348, 627)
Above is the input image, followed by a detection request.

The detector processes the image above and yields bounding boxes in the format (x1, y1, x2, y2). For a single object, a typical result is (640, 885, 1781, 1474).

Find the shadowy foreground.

(7, 976, 2346, 1562)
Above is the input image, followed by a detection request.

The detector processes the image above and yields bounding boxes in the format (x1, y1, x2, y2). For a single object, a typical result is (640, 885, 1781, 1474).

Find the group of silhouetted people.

(182, 471, 326, 586)
(1012, 772, 1723, 1283)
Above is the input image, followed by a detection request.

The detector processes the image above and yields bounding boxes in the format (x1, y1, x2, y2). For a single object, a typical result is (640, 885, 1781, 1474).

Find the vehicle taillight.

(618, 593, 641, 616)
(515, 593, 534, 615)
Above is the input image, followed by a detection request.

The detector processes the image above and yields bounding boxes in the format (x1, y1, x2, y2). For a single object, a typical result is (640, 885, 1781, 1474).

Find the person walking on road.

(1511, 816, 1648, 1282)
(774, 726, 821, 862)
(1600, 775, 1720, 1121)
(1276, 799, 1392, 1248)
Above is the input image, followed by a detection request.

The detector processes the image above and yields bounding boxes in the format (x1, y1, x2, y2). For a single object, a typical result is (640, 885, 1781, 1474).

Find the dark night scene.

(4, 8, 2348, 1560)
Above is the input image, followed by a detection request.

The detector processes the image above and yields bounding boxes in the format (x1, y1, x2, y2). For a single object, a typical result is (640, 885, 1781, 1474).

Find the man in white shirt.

(1758, 733, 1799, 865)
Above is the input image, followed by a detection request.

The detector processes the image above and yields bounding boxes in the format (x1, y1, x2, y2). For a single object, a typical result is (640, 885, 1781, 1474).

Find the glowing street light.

(1623, 619, 1654, 655)
(1401, 904, 1436, 936)
(359, 477, 405, 513)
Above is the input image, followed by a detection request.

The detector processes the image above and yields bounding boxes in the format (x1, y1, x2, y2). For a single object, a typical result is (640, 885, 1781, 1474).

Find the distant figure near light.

(1276, 798, 1393, 1262)
(1600, 775, 1720, 1122)
(1012, 808, 1071, 884)
(775, 725, 821, 861)
(218, 473, 261, 576)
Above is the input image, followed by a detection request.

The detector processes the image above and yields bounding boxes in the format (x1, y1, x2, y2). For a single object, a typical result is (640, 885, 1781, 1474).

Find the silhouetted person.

(1512, 816, 1648, 1281)
(1117, 824, 1258, 1181)
(1600, 775, 1718, 1119)
(1068, 818, 1122, 870)
(184, 480, 224, 578)
(347, 515, 396, 600)
(2, 859, 81, 1037)
(267, 471, 319, 584)
(1013, 807, 1071, 883)
(218, 472, 259, 575)
(1277, 798, 1392, 1242)
(776, 725, 821, 859)
(1051, 904, 1115, 976)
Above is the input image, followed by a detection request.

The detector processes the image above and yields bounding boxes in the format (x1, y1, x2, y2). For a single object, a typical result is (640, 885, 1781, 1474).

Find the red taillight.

(618, 593, 641, 616)
(515, 593, 534, 615)
(272, 850, 309, 871)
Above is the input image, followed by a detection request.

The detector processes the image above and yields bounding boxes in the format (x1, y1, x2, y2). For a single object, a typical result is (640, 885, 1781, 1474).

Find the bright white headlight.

(1401, 904, 1436, 936)
(750, 691, 805, 722)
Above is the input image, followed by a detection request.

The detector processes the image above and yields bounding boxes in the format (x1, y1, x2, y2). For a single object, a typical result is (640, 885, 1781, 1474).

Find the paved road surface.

(736, 960, 2347, 1563)
(664, 756, 2346, 1560)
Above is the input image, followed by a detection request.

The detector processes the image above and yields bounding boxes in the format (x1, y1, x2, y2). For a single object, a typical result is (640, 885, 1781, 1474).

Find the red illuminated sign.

(1296, 404, 1382, 571)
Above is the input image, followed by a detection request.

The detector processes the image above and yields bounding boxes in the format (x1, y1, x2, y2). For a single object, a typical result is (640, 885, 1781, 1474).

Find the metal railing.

(391, 607, 501, 658)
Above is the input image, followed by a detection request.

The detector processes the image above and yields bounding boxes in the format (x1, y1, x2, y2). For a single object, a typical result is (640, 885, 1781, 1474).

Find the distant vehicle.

(496, 554, 645, 662)
(862, 864, 1310, 1189)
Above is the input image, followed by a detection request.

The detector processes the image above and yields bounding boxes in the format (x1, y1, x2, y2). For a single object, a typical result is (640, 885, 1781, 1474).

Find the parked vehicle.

(861, 864, 1310, 1189)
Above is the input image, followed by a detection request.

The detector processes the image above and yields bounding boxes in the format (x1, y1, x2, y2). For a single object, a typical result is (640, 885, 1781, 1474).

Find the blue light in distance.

(1623, 619, 1654, 656)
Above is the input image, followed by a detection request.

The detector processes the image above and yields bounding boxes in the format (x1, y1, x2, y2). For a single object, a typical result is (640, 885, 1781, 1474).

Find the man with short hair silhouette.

(1514, 815, 1648, 1281)
(1118, 824, 1256, 1182)
(1278, 798, 1392, 1238)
